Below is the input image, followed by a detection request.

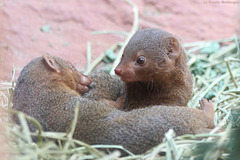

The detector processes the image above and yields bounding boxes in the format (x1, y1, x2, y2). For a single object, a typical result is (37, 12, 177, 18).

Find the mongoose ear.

(43, 53, 60, 73)
(164, 37, 180, 61)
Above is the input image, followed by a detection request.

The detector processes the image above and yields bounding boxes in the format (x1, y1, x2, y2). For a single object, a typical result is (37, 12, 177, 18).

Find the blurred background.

(0, 0, 239, 81)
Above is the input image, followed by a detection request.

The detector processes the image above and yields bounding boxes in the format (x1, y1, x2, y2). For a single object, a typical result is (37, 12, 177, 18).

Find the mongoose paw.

(79, 74, 92, 86)
(199, 98, 214, 128)
(76, 73, 92, 94)
(199, 98, 213, 111)
(76, 84, 89, 94)
(116, 96, 125, 110)
(99, 99, 121, 109)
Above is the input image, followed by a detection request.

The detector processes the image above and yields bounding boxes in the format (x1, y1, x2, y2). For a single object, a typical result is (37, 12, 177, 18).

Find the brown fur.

(13, 54, 214, 155)
(115, 28, 193, 110)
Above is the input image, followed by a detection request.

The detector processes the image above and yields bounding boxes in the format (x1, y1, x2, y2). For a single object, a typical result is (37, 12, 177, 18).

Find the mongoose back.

(13, 54, 214, 155)
(115, 28, 193, 110)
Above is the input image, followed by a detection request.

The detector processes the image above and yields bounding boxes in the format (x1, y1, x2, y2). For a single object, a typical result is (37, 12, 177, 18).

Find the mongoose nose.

(114, 68, 122, 76)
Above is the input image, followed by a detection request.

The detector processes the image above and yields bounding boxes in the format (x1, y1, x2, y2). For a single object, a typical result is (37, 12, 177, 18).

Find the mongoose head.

(115, 28, 185, 83)
(42, 53, 92, 94)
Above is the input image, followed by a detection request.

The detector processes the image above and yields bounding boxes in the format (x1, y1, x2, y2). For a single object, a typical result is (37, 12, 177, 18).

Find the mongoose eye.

(137, 56, 145, 65)
(72, 66, 77, 71)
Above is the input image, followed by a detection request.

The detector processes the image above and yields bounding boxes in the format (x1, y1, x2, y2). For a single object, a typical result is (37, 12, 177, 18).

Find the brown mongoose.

(13, 54, 214, 155)
(114, 28, 193, 110)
